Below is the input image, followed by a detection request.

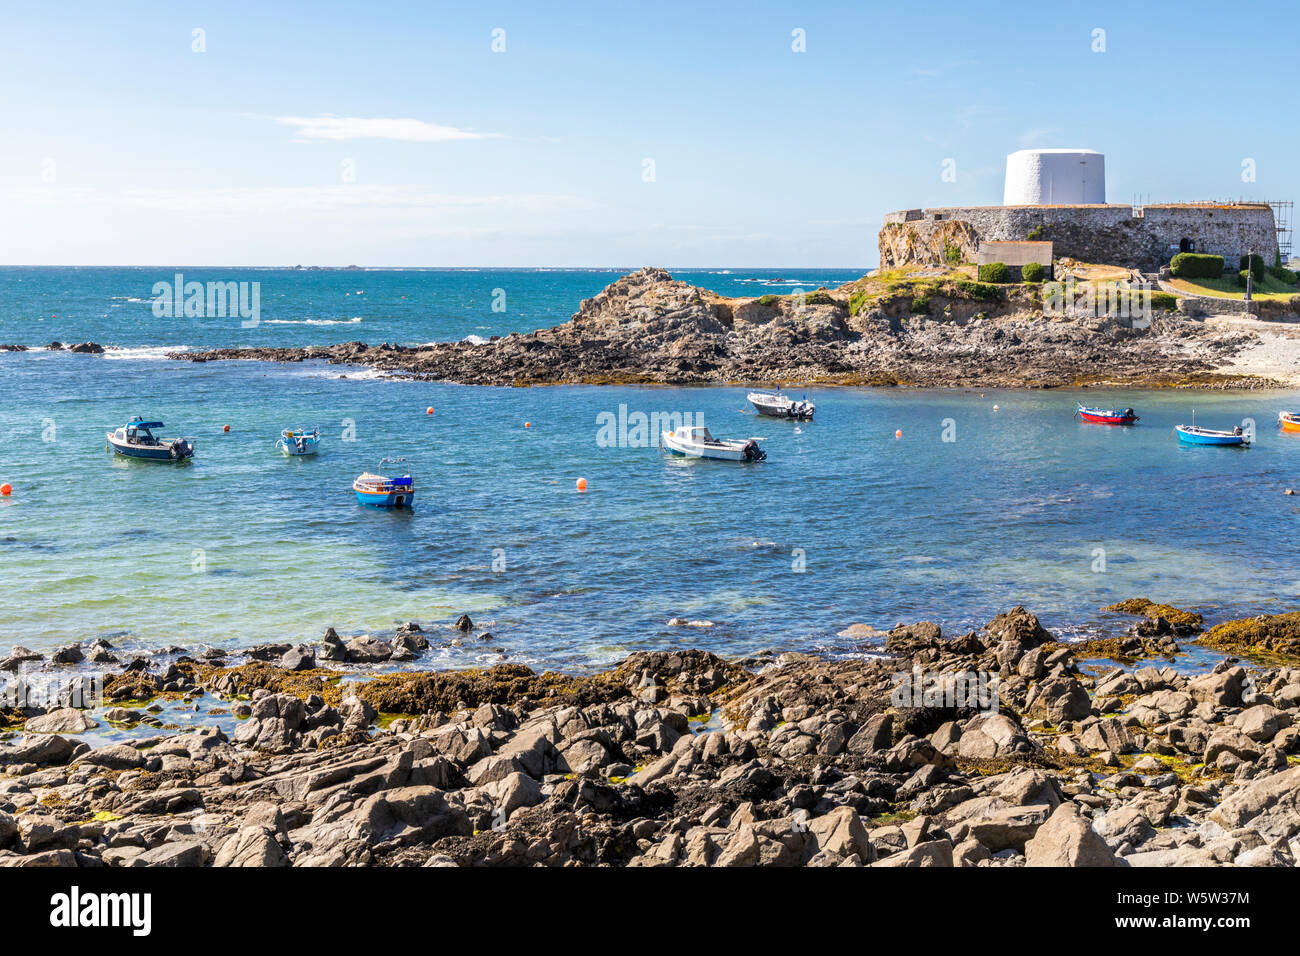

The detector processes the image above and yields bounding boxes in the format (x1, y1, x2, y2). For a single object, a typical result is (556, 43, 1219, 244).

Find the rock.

(956, 714, 1031, 759)
(1208, 765, 1300, 840)
(351, 786, 471, 846)
(129, 840, 210, 867)
(23, 708, 97, 734)
(280, 645, 317, 671)
(1187, 665, 1245, 707)
(214, 827, 289, 867)
(873, 838, 954, 867)
(73, 743, 145, 770)
(344, 636, 392, 663)
(454, 614, 473, 632)
(807, 806, 875, 863)
(319, 627, 346, 661)
(1025, 803, 1120, 867)
(1079, 718, 1135, 754)
(846, 713, 893, 754)
(51, 644, 84, 664)
(1025, 676, 1092, 723)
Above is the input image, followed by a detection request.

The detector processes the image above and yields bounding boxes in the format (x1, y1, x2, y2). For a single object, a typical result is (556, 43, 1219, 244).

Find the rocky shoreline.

(160, 268, 1281, 389)
(3, 604, 1300, 868)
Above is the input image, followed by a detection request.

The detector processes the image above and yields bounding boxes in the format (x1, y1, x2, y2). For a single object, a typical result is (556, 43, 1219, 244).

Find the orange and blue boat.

(1077, 403, 1138, 425)
(1279, 412, 1300, 433)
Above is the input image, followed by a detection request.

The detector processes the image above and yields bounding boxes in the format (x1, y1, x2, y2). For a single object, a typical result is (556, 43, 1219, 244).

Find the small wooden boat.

(106, 417, 194, 461)
(1175, 424, 1248, 446)
(660, 426, 766, 461)
(277, 427, 321, 456)
(748, 388, 815, 421)
(1278, 412, 1300, 433)
(353, 457, 415, 508)
(1077, 403, 1138, 425)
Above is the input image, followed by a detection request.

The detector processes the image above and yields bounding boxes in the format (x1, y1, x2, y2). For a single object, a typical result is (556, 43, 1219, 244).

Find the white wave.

(462, 334, 488, 345)
(102, 345, 189, 360)
(263, 317, 362, 326)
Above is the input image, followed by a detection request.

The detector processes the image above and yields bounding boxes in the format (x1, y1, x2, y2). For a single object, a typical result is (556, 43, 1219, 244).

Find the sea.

(2, 266, 1297, 673)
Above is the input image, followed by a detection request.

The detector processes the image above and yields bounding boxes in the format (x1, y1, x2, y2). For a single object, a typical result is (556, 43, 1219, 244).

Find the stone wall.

(879, 203, 1277, 270)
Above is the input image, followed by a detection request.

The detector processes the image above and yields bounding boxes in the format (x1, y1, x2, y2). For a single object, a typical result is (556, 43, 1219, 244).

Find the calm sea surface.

(2, 268, 1297, 672)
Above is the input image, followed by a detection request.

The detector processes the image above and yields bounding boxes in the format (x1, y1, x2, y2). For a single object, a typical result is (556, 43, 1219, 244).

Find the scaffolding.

(1270, 200, 1293, 261)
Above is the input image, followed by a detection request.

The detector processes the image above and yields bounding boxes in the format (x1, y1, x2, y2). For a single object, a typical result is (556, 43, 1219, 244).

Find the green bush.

(1149, 291, 1179, 311)
(943, 241, 963, 267)
(978, 261, 1009, 283)
(1021, 261, 1045, 283)
(800, 290, 834, 306)
(954, 279, 1003, 302)
(911, 296, 931, 314)
(757, 294, 779, 307)
(1270, 264, 1298, 285)
(1236, 269, 1253, 288)
(1240, 254, 1267, 281)
(1170, 253, 1224, 279)
(1027, 224, 1044, 240)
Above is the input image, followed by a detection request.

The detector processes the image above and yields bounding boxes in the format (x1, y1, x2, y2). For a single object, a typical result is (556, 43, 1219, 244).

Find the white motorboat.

(747, 388, 814, 420)
(660, 426, 766, 461)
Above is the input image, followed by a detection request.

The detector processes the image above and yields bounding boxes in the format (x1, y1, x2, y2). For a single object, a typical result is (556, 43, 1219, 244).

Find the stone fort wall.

(879, 203, 1277, 271)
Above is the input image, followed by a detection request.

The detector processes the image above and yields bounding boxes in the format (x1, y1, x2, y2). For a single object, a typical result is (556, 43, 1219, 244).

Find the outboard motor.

(742, 440, 766, 461)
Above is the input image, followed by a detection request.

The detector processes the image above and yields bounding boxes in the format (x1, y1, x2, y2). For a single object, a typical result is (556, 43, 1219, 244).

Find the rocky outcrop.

(166, 268, 1274, 389)
(4, 605, 1300, 867)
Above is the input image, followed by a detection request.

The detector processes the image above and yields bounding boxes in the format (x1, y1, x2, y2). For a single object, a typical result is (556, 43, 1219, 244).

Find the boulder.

(1025, 803, 1119, 867)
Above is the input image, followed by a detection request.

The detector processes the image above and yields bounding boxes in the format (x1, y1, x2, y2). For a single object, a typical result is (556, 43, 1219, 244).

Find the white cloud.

(270, 115, 498, 142)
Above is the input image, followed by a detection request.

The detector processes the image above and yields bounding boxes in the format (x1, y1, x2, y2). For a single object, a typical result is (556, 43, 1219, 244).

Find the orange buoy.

(222, 424, 231, 433)
(894, 429, 902, 439)
(426, 406, 434, 415)
(0, 483, 10, 497)
(524, 422, 531, 428)
(576, 477, 587, 492)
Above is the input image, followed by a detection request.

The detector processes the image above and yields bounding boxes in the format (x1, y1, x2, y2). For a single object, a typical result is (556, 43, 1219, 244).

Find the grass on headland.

(1168, 274, 1300, 302)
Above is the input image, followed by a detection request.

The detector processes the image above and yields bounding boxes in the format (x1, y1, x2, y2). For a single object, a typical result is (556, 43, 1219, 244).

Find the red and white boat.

(1077, 403, 1139, 425)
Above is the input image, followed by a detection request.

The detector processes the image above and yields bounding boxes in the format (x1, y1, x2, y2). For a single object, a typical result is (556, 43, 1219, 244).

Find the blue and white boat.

(277, 427, 321, 456)
(106, 417, 195, 461)
(353, 457, 415, 508)
(1175, 423, 1249, 446)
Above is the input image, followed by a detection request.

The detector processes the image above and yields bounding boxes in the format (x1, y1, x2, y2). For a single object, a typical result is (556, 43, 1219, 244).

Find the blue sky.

(1, 0, 1294, 267)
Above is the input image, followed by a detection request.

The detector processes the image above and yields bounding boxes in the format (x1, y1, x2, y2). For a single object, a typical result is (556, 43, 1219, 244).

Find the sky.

(0, 0, 1294, 267)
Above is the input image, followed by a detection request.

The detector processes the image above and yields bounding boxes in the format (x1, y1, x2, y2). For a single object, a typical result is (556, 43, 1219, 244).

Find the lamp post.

(1245, 248, 1253, 301)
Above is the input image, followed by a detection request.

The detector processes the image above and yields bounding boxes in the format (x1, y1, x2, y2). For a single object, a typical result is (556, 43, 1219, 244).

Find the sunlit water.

(2, 269, 1298, 673)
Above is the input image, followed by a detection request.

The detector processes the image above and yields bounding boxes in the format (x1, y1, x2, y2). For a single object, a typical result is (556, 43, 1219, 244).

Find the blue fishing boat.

(106, 417, 194, 461)
(277, 427, 321, 456)
(1175, 424, 1248, 446)
(353, 457, 415, 508)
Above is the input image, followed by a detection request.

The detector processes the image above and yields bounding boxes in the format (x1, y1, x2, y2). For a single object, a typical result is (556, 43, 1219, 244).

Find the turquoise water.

(2, 269, 1298, 672)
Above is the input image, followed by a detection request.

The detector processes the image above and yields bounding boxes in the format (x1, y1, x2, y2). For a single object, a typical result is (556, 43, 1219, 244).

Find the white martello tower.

(1003, 148, 1106, 205)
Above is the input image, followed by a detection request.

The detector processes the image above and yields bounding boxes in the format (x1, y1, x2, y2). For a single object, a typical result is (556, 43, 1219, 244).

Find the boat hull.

(1078, 410, 1137, 425)
(747, 392, 814, 420)
(106, 433, 194, 461)
(354, 488, 415, 508)
(1176, 426, 1246, 446)
(1279, 413, 1300, 433)
(659, 432, 743, 460)
(277, 437, 321, 456)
